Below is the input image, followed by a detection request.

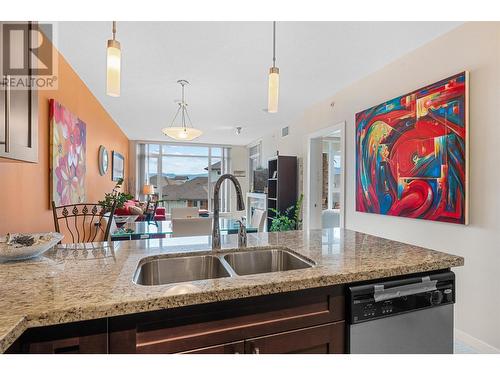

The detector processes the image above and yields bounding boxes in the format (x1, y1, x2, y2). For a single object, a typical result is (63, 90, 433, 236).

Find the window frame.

(138, 142, 231, 213)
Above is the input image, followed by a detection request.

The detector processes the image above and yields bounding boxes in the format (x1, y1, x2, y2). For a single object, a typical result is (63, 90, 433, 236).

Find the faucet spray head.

(236, 193, 245, 211)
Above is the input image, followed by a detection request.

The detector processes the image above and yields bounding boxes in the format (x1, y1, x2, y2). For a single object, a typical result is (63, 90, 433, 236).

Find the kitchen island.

(0, 229, 464, 353)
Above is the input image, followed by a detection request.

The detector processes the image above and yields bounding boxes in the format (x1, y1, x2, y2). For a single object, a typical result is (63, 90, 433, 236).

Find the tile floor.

(454, 339, 477, 354)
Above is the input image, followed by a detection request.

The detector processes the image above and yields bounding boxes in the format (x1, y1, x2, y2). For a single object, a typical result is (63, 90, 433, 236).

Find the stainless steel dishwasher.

(348, 271, 455, 354)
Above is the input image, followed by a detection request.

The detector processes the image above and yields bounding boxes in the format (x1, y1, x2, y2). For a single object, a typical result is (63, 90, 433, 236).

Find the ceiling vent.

(281, 126, 289, 137)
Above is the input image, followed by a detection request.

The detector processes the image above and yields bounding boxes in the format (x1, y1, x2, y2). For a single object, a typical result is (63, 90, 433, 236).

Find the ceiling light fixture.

(267, 21, 279, 113)
(106, 21, 121, 97)
(162, 80, 203, 141)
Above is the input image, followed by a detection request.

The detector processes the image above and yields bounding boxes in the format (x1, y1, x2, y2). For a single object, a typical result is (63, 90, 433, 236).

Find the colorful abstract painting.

(50, 99, 87, 206)
(355, 72, 468, 224)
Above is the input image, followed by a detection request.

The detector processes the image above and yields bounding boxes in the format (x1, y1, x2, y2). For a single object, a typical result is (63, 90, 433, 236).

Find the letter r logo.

(2, 23, 53, 76)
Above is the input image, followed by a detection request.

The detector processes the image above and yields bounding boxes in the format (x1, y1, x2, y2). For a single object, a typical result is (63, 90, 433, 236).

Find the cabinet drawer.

(109, 286, 344, 354)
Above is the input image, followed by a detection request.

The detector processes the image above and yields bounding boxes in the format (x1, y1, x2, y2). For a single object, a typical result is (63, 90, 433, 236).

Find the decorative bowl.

(0, 232, 64, 262)
(114, 216, 129, 224)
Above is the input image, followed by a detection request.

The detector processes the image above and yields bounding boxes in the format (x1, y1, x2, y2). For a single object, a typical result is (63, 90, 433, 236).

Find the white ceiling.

(53, 21, 461, 146)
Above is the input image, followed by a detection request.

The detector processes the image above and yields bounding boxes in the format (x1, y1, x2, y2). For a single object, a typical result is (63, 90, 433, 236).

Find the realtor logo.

(1, 23, 57, 89)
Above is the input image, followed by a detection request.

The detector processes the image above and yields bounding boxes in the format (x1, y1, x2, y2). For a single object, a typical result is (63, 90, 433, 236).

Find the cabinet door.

(245, 322, 345, 354)
(16, 319, 108, 354)
(25, 334, 107, 354)
(0, 21, 38, 163)
(179, 340, 245, 354)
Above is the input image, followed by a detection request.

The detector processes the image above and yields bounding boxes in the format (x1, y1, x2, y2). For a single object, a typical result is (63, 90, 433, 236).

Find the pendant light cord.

(112, 21, 116, 40)
(182, 82, 194, 128)
(181, 82, 186, 130)
(272, 21, 276, 68)
(170, 80, 193, 131)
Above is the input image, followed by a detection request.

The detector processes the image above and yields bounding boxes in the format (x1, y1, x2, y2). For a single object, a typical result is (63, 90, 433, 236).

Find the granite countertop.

(0, 229, 464, 353)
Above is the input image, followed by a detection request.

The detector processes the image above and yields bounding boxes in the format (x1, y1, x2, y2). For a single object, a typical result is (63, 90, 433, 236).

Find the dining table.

(111, 218, 258, 241)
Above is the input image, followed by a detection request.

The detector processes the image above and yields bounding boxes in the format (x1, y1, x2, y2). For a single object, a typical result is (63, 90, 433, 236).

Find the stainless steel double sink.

(134, 248, 314, 286)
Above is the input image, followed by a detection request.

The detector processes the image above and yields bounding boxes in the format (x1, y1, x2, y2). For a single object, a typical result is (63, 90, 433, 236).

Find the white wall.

(256, 22, 500, 350)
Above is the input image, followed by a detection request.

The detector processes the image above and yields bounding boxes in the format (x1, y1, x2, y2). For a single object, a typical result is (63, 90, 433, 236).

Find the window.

(248, 141, 262, 192)
(138, 143, 231, 214)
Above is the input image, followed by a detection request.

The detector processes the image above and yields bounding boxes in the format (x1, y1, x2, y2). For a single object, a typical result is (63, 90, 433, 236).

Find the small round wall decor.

(98, 145, 109, 176)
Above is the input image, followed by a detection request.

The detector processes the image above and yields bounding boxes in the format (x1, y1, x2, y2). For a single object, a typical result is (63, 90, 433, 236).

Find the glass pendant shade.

(106, 39, 121, 97)
(268, 66, 279, 113)
(162, 126, 203, 141)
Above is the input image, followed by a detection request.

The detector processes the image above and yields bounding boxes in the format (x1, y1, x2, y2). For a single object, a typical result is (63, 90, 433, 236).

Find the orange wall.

(0, 50, 129, 234)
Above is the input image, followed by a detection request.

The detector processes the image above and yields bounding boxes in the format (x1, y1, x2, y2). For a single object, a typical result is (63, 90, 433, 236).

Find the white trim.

(306, 121, 346, 230)
(455, 329, 500, 354)
(327, 140, 334, 210)
(247, 139, 263, 190)
(246, 137, 263, 149)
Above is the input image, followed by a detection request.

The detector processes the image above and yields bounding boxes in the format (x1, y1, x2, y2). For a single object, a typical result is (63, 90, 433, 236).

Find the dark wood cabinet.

(245, 322, 345, 354)
(0, 21, 38, 163)
(109, 285, 345, 354)
(8, 286, 346, 354)
(180, 340, 245, 354)
(26, 335, 106, 354)
(13, 319, 108, 354)
(267, 155, 298, 230)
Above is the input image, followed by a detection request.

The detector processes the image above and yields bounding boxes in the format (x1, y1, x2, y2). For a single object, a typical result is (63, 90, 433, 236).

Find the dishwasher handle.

(373, 276, 437, 302)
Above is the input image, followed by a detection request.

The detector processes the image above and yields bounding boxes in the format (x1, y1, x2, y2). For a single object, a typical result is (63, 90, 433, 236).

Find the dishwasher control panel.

(349, 271, 455, 324)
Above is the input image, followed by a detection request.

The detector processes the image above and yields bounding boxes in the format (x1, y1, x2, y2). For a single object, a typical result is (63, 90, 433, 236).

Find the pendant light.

(267, 21, 279, 113)
(106, 21, 121, 97)
(162, 80, 203, 141)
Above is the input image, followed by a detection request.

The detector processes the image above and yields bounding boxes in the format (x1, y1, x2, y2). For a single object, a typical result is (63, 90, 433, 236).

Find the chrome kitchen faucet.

(212, 174, 246, 250)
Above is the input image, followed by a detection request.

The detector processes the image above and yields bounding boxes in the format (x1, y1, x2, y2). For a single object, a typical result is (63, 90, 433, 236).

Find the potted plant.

(269, 194, 304, 232)
(98, 178, 133, 212)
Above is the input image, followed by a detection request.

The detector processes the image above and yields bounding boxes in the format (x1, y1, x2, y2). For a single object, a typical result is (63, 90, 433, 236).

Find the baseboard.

(455, 329, 500, 354)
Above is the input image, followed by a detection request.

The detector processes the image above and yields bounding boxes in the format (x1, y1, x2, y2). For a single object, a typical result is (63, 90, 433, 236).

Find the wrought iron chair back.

(144, 197, 159, 221)
(51, 200, 118, 243)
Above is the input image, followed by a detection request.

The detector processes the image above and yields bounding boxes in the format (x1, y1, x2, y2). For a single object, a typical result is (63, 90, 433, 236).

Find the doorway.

(306, 122, 345, 230)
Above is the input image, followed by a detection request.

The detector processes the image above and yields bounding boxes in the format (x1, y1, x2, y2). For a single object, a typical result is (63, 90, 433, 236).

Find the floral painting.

(50, 99, 86, 206)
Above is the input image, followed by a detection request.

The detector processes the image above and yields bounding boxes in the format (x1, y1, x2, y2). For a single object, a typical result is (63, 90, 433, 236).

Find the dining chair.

(171, 217, 212, 237)
(51, 200, 118, 243)
(143, 197, 159, 221)
(171, 207, 199, 219)
(251, 208, 266, 232)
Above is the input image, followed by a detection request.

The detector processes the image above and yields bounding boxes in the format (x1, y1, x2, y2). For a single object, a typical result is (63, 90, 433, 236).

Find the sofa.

(114, 200, 167, 221)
